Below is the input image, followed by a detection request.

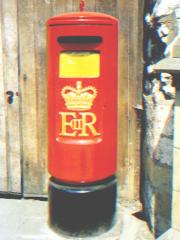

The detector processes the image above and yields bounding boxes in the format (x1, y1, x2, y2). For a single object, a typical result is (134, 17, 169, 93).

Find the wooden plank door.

(0, 0, 143, 199)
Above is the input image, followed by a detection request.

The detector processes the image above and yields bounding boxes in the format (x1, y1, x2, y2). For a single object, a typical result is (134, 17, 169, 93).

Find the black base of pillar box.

(48, 176, 117, 237)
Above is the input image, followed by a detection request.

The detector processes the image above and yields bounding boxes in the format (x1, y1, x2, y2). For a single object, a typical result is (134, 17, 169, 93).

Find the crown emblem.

(61, 81, 97, 111)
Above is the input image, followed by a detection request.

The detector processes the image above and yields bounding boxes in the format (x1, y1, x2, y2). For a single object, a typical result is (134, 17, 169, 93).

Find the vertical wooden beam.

(127, 0, 139, 200)
(128, 0, 143, 200)
(1, 0, 21, 193)
(116, 0, 129, 198)
(18, 0, 38, 196)
(118, 0, 143, 200)
(18, 0, 55, 197)
(33, 0, 54, 196)
(0, 1, 8, 192)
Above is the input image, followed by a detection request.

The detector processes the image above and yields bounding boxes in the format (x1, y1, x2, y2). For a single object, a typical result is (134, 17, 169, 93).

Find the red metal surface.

(47, 13, 118, 184)
(47, 12, 118, 26)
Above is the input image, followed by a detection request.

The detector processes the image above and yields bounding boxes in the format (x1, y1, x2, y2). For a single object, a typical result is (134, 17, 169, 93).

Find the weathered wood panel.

(19, 0, 39, 196)
(125, 0, 143, 200)
(96, 0, 118, 17)
(0, 0, 21, 193)
(33, 1, 53, 196)
(0, 0, 8, 192)
(55, 0, 75, 14)
(83, 0, 96, 11)
(116, 0, 129, 198)
(18, 0, 54, 197)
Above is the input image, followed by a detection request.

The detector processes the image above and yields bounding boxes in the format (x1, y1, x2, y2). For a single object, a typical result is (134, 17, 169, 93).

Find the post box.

(47, 12, 118, 237)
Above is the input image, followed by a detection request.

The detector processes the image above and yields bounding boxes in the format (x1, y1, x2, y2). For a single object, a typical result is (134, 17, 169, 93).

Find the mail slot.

(47, 12, 118, 237)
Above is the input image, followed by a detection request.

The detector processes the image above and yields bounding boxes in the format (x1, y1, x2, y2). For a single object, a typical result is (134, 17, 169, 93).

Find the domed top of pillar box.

(47, 12, 118, 26)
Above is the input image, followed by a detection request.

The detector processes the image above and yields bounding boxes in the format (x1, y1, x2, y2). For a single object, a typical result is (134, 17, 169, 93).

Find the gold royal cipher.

(59, 81, 100, 137)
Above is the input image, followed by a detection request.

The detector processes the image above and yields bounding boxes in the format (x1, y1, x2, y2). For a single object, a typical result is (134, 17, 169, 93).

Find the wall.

(142, 0, 179, 237)
(173, 88, 180, 231)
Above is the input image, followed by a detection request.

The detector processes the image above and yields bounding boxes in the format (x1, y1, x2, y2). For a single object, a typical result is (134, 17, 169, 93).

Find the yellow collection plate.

(59, 51, 100, 78)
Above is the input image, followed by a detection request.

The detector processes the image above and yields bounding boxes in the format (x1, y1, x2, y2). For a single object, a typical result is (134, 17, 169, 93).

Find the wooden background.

(0, 0, 143, 199)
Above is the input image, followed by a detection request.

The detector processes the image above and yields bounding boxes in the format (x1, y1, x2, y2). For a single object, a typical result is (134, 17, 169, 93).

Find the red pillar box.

(47, 12, 118, 237)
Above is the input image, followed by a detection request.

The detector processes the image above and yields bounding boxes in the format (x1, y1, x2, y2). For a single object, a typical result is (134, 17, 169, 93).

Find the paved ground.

(158, 229, 180, 240)
(2, 196, 180, 240)
(0, 197, 155, 240)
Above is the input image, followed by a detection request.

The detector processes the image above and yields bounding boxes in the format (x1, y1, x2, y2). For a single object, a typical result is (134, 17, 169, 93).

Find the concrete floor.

(0, 197, 155, 240)
(158, 229, 180, 240)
